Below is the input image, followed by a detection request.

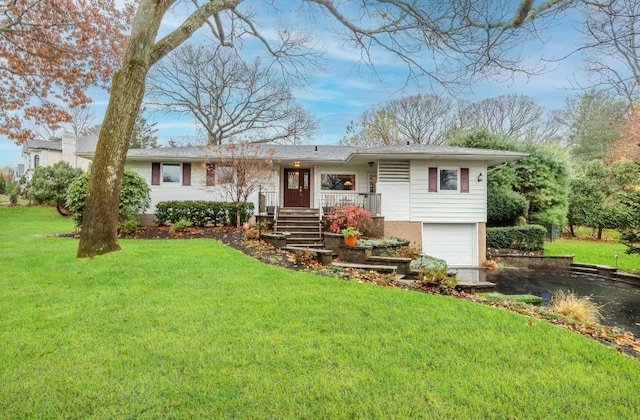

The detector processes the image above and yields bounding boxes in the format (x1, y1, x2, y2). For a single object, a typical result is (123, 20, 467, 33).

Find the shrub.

(118, 217, 139, 235)
(170, 218, 192, 233)
(486, 225, 547, 251)
(549, 291, 601, 325)
(0, 174, 5, 194)
(27, 161, 83, 214)
(9, 182, 21, 205)
(229, 203, 254, 228)
(326, 204, 372, 234)
(411, 254, 448, 271)
(357, 237, 411, 248)
(243, 224, 259, 241)
(418, 265, 457, 295)
(487, 186, 529, 227)
(155, 201, 254, 227)
(66, 169, 151, 228)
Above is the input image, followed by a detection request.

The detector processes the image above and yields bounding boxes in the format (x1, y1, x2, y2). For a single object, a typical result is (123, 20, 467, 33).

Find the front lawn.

(1, 206, 639, 418)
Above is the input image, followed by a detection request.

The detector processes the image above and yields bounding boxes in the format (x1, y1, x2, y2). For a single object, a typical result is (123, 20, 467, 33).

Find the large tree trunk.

(76, 66, 147, 257)
(77, 1, 165, 258)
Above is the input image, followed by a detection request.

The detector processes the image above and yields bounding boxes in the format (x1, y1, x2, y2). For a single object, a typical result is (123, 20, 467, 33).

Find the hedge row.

(486, 225, 547, 251)
(155, 200, 254, 227)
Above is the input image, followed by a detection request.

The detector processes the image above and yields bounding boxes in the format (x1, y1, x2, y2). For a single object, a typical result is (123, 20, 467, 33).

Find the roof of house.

(75, 138, 526, 166)
(21, 139, 63, 153)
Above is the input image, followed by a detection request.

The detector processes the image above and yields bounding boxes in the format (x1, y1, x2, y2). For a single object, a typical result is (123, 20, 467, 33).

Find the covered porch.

(258, 190, 381, 216)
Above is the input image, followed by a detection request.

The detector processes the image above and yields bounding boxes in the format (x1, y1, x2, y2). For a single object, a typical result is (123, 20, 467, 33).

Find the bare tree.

(208, 142, 275, 228)
(29, 123, 62, 142)
(146, 44, 316, 145)
(559, 90, 627, 162)
(340, 107, 400, 147)
(578, 0, 640, 105)
(78, 0, 576, 257)
(67, 106, 97, 137)
(384, 94, 455, 145)
(455, 94, 561, 143)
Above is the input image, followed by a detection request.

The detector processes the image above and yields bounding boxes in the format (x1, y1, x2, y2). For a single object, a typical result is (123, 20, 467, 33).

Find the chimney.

(61, 132, 77, 168)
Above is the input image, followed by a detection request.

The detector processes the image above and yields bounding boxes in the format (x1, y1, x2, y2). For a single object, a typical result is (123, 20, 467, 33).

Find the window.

(439, 169, 458, 191)
(321, 174, 355, 191)
(34, 155, 40, 169)
(368, 174, 377, 193)
(162, 164, 180, 183)
(151, 162, 192, 186)
(216, 165, 234, 184)
(206, 164, 215, 186)
(429, 167, 469, 193)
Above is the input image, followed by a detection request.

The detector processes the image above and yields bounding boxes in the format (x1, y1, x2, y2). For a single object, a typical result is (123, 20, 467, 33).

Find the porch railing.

(258, 191, 278, 215)
(320, 192, 381, 216)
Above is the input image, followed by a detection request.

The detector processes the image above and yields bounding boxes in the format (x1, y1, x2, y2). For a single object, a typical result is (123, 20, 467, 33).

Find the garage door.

(423, 224, 476, 267)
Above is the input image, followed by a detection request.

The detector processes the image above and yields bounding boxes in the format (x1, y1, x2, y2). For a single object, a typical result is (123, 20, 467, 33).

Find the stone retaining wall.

(491, 254, 574, 270)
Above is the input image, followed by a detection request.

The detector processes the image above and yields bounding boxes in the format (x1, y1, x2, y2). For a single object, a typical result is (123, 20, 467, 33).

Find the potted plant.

(341, 226, 360, 247)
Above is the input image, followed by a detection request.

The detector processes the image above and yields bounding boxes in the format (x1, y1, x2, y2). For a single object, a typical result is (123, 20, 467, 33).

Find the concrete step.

(570, 265, 598, 274)
(275, 224, 322, 230)
(278, 208, 320, 215)
(331, 261, 398, 273)
(286, 237, 324, 245)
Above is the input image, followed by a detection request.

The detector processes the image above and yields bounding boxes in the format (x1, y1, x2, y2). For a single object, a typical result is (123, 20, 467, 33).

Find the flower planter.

(344, 234, 358, 247)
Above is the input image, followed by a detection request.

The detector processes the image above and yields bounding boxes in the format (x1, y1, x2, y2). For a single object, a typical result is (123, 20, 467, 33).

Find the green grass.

(1, 207, 639, 418)
(570, 226, 621, 240)
(545, 238, 640, 272)
(480, 292, 545, 304)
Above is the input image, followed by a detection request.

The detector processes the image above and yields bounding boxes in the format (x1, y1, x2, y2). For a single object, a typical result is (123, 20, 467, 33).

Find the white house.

(77, 141, 525, 268)
(21, 133, 94, 180)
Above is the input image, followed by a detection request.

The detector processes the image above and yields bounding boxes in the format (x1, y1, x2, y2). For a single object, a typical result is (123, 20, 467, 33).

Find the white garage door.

(423, 224, 476, 267)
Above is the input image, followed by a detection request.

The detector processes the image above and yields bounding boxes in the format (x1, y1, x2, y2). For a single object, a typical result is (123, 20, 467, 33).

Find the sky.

(0, 1, 587, 169)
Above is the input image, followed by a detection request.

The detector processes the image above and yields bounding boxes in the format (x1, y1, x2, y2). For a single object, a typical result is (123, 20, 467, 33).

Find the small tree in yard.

(27, 161, 84, 215)
(621, 191, 640, 255)
(209, 142, 275, 228)
(67, 169, 150, 231)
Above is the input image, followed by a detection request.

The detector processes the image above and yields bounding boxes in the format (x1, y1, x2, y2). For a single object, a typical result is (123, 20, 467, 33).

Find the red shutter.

(151, 162, 160, 186)
(182, 163, 191, 186)
(206, 164, 215, 186)
(461, 168, 469, 193)
(428, 167, 438, 192)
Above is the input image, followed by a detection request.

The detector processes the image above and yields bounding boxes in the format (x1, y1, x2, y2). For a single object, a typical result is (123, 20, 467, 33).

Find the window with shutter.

(182, 163, 191, 186)
(460, 168, 469, 193)
(428, 167, 437, 192)
(151, 162, 160, 186)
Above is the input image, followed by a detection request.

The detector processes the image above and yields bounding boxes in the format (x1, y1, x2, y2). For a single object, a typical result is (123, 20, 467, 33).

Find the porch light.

(294, 161, 300, 167)
(477, 173, 483, 182)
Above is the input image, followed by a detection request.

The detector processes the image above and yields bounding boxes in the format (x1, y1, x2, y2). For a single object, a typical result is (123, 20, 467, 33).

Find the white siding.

(126, 161, 277, 213)
(411, 160, 487, 223)
(378, 182, 410, 220)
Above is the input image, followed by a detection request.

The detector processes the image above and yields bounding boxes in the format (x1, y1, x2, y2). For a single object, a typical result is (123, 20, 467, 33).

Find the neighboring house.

(21, 139, 63, 180)
(21, 133, 94, 180)
(77, 141, 525, 268)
